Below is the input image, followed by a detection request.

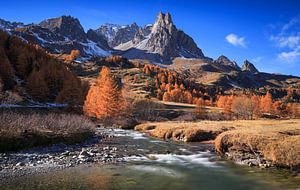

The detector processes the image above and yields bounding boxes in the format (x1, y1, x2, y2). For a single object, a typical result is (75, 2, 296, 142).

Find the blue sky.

(1, 0, 300, 76)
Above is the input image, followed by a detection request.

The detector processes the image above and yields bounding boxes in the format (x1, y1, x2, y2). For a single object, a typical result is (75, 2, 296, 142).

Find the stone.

(79, 150, 90, 157)
(16, 162, 25, 167)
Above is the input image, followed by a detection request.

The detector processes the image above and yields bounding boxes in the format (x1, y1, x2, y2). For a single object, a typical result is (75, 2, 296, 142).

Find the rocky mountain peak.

(216, 55, 230, 63)
(151, 12, 175, 33)
(215, 55, 240, 70)
(39, 15, 86, 42)
(165, 12, 174, 26)
(130, 22, 138, 28)
(242, 60, 259, 73)
(113, 12, 209, 64)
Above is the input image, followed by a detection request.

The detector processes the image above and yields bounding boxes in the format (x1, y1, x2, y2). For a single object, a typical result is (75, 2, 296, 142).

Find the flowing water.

(1, 129, 300, 190)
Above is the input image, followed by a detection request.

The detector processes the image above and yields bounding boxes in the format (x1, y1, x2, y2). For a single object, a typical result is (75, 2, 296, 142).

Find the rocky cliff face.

(109, 23, 140, 47)
(116, 12, 210, 64)
(39, 16, 87, 42)
(242, 60, 259, 73)
(86, 29, 110, 50)
(93, 23, 147, 48)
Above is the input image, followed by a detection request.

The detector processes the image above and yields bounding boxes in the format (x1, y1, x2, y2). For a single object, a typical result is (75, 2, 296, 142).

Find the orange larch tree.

(67, 50, 80, 62)
(162, 91, 171, 102)
(83, 66, 126, 118)
(260, 91, 273, 113)
(251, 95, 261, 117)
(26, 69, 49, 101)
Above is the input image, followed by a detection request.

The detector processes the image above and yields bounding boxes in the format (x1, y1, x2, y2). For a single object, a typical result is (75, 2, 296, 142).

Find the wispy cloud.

(269, 15, 300, 63)
(278, 46, 300, 62)
(252, 56, 263, 63)
(282, 15, 300, 32)
(226, 33, 246, 47)
(271, 35, 300, 49)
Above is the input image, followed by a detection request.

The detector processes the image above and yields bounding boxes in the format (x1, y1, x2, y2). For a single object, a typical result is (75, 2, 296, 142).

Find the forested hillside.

(0, 30, 86, 105)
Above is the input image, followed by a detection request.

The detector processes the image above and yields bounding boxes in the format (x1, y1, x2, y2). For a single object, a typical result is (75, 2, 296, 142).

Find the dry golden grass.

(135, 121, 234, 142)
(214, 119, 300, 169)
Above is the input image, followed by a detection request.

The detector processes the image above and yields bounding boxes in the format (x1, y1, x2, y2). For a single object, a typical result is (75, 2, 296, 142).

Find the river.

(1, 128, 299, 190)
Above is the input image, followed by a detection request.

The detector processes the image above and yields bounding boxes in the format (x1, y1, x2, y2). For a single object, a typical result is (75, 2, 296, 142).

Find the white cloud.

(282, 15, 300, 31)
(252, 56, 263, 63)
(278, 46, 300, 62)
(225, 33, 246, 47)
(269, 15, 300, 63)
(271, 35, 300, 49)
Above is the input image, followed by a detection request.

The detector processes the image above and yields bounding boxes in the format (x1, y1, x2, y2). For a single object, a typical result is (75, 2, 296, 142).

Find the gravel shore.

(0, 128, 131, 180)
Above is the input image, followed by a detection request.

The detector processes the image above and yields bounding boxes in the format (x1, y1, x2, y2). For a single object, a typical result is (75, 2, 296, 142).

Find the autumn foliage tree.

(26, 69, 49, 101)
(67, 50, 80, 62)
(194, 98, 205, 116)
(0, 47, 15, 90)
(84, 66, 126, 118)
(56, 75, 84, 106)
(260, 92, 273, 113)
(162, 91, 171, 101)
(231, 96, 256, 119)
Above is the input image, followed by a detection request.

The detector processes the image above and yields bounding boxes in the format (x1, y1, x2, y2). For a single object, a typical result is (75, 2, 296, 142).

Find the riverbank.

(135, 121, 233, 142)
(0, 128, 128, 180)
(135, 119, 300, 171)
(215, 120, 300, 171)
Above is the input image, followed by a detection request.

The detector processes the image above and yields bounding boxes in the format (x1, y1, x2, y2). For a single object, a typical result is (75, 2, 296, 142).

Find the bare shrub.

(131, 99, 165, 121)
(0, 112, 94, 133)
(0, 112, 95, 151)
(1, 91, 23, 104)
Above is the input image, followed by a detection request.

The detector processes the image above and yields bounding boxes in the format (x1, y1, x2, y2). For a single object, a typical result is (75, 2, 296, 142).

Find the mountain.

(39, 15, 87, 42)
(170, 57, 300, 89)
(115, 12, 211, 64)
(93, 23, 123, 43)
(0, 16, 111, 57)
(0, 13, 210, 64)
(0, 13, 299, 90)
(92, 23, 152, 48)
(214, 55, 240, 71)
(94, 23, 139, 47)
(0, 19, 25, 31)
(241, 60, 259, 74)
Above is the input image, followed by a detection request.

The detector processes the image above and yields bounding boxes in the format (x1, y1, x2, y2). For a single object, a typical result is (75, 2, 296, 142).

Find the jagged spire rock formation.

(242, 60, 259, 73)
(114, 12, 210, 64)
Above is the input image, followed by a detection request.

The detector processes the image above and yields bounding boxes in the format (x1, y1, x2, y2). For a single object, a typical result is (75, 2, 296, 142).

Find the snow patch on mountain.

(81, 40, 111, 56)
(31, 32, 49, 44)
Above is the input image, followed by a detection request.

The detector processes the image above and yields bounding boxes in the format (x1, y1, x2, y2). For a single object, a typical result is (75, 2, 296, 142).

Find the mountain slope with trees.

(0, 30, 86, 105)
